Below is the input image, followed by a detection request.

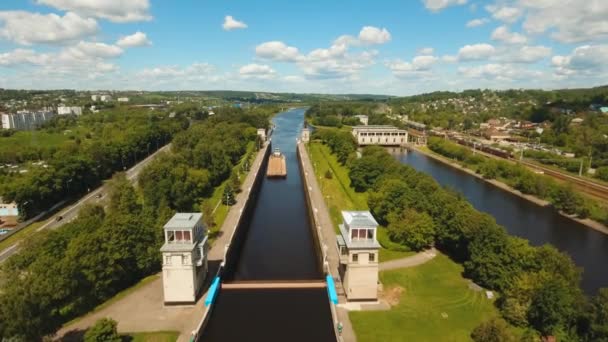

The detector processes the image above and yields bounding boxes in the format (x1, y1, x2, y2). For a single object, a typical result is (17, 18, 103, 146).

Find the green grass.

(350, 254, 501, 342)
(124, 331, 179, 342)
(62, 274, 160, 328)
(307, 142, 367, 231)
(0, 219, 46, 251)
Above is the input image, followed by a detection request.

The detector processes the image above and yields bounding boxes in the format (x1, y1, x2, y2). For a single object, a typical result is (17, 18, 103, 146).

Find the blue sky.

(0, 0, 607, 95)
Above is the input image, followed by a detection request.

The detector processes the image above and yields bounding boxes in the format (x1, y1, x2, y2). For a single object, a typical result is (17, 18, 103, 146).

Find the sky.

(0, 0, 607, 95)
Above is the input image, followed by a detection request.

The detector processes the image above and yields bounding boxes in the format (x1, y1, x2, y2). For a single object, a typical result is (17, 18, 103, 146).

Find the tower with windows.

(160, 213, 209, 304)
(336, 211, 380, 300)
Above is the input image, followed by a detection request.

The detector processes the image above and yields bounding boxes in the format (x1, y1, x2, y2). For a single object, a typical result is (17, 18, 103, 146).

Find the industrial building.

(351, 125, 409, 146)
(57, 106, 83, 116)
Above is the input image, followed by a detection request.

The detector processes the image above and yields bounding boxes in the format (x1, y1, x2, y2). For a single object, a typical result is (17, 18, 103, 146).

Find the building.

(57, 106, 83, 116)
(354, 115, 369, 125)
(408, 128, 427, 145)
(301, 127, 310, 143)
(1, 110, 55, 130)
(336, 211, 380, 300)
(117, 97, 130, 102)
(483, 129, 510, 142)
(351, 125, 408, 146)
(91, 95, 99, 101)
(160, 213, 209, 305)
(257, 128, 267, 141)
(0, 198, 19, 227)
(100, 95, 112, 102)
(571, 117, 584, 125)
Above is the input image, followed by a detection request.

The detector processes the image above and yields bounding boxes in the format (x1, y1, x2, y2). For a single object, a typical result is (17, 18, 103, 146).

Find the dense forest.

(314, 128, 608, 341)
(0, 106, 273, 340)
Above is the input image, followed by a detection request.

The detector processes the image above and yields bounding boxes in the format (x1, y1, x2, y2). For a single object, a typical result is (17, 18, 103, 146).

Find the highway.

(0, 144, 172, 263)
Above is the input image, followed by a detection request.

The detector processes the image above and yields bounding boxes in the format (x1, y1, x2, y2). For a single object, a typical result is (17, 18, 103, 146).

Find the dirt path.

(379, 248, 437, 271)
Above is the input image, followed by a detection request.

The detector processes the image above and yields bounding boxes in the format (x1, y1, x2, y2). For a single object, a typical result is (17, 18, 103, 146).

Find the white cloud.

(458, 43, 496, 61)
(504, 45, 551, 63)
(423, 0, 468, 12)
(65, 41, 123, 58)
(486, 5, 522, 23)
(116, 31, 151, 48)
(358, 26, 391, 45)
(459, 63, 541, 80)
(551, 45, 608, 76)
(0, 11, 97, 45)
(491, 25, 527, 44)
(37, 0, 151, 23)
(255, 41, 300, 62)
(466, 18, 489, 28)
(0, 49, 51, 66)
(386, 54, 438, 78)
(442, 55, 458, 63)
(223, 15, 247, 31)
(239, 63, 275, 79)
(417, 47, 435, 55)
(137, 63, 214, 79)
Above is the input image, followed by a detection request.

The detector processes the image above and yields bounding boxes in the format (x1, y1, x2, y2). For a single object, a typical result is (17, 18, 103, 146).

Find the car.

(56, 215, 63, 222)
(0, 229, 9, 235)
(95, 193, 103, 199)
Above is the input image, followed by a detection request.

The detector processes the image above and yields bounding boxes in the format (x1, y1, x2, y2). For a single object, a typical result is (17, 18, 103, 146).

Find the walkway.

(56, 142, 269, 342)
(298, 142, 356, 342)
(379, 248, 437, 271)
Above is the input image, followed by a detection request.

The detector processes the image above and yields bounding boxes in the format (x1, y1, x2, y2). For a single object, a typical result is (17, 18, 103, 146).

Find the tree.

(324, 170, 333, 179)
(84, 318, 121, 342)
(222, 185, 236, 206)
(586, 288, 608, 341)
(527, 277, 580, 336)
(387, 209, 435, 251)
(201, 200, 215, 229)
(596, 167, 608, 182)
(471, 318, 515, 342)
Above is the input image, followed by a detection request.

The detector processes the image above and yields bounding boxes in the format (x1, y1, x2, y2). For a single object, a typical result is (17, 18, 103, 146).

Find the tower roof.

(342, 211, 378, 228)
(163, 213, 202, 230)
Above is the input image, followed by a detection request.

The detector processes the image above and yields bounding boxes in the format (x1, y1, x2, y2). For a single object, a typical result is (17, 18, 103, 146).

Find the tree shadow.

(59, 329, 86, 342)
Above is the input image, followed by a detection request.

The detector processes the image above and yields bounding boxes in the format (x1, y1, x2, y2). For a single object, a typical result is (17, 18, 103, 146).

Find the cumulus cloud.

(417, 47, 435, 55)
(458, 43, 496, 61)
(0, 49, 51, 66)
(503, 45, 552, 63)
(551, 45, 608, 76)
(486, 5, 522, 23)
(423, 0, 468, 12)
(255, 41, 300, 62)
(491, 25, 527, 44)
(138, 63, 214, 79)
(37, 0, 152, 22)
(459, 63, 541, 80)
(386, 54, 439, 78)
(0, 11, 97, 45)
(466, 18, 489, 28)
(358, 26, 391, 45)
(239, 63, 275, 79)
(116, 31, 151, 48)
(223, 15, 247, 31)
(65, 41, 123, 59)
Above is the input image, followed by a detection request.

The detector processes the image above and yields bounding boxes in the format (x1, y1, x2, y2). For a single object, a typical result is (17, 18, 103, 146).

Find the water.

(395, 149, 608, 294)
(200, 108, 334, 341)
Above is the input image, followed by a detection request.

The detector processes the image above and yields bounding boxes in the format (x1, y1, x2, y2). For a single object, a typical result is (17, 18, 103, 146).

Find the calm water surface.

(396, 149, 608, 294)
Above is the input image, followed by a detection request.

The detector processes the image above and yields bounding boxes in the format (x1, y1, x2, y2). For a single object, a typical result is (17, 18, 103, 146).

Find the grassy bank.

(307, 142, 413, 261)
(350, 254, 505, 342)
(125, 331, 179, 342)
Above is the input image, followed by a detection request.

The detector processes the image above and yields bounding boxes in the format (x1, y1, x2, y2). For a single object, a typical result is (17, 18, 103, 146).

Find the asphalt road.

(0, 143, 172, 263)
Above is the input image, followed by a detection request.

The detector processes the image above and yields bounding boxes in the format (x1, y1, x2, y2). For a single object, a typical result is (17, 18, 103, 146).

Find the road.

(0, 143, 172, 263)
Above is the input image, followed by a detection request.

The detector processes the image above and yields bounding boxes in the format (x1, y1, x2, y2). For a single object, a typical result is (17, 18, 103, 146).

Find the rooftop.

(163, 213, 203, 230)
(342, 210, 379, 228)
(339, 224, 381, 249)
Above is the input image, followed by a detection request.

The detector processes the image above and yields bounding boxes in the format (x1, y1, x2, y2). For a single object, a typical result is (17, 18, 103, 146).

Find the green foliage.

(222, 185, 236, 206)
(84, 318, 121, 342)
(471, 318, 516, 342)
(313, 128, 356, 165)
(527, 277, 580, 336)
(596, 166, 608, 182)
(387, 209, 435, 251)
(324, 169, 333, 179)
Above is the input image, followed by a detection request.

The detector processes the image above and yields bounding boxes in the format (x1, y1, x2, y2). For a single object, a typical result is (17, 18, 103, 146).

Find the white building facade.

(351, 125, 408, 146)
(160, 213, 209, 305)
(1, 110, 55, 130)
(57, 106, 83, 116)
(336, 211, 380, 301)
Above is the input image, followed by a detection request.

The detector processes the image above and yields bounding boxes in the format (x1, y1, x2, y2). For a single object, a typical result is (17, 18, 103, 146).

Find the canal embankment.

(410, 146, 608, 236)
(298, 140, 356, 342)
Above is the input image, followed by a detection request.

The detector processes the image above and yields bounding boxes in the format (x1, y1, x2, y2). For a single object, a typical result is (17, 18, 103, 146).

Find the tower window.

(369, 253, 375, 262)
(352, 253, 358, 262)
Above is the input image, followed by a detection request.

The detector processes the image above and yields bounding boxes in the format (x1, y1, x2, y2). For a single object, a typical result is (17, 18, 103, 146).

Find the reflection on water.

(395, 149, 608, 294)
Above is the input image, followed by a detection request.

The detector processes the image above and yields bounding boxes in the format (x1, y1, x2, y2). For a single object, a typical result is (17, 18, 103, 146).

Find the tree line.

(315, 129, 608, 341)
(427, 137, 608, 225)
(0, 107, 272, 340)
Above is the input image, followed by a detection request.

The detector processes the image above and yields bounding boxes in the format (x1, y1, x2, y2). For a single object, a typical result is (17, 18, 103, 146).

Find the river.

(200, 108, 335, 341)
(395, 149, 608, 294)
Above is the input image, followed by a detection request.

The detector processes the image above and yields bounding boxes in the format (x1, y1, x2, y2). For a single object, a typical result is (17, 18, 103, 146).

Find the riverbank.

(411, 146, 608, 236)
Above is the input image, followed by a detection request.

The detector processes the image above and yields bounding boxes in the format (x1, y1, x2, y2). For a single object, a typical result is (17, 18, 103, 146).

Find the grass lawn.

(124, 331, 179, 342)
(350, 254, 501, 342)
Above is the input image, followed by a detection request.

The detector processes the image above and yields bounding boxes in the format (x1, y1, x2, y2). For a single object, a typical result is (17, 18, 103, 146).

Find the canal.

(395, 149, 608, 294)
(200, 108, 335, 341)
